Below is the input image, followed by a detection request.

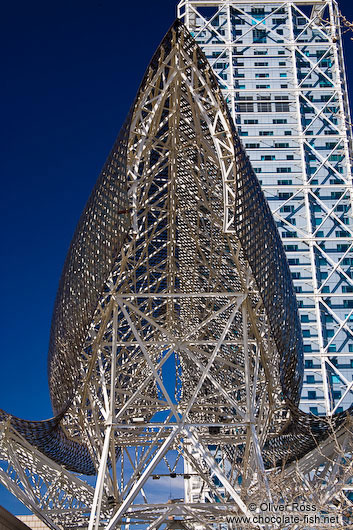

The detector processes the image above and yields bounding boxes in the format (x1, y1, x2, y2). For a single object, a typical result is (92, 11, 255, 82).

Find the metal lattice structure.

(0, 19, 352, 530)
(177, 0, 353, 417)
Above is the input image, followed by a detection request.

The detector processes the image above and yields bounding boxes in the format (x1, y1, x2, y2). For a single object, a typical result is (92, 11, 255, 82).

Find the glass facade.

(178, 0, 353, 415)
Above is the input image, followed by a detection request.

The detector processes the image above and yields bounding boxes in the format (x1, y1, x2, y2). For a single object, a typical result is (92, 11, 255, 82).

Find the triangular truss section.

(0, 18, 351, 530)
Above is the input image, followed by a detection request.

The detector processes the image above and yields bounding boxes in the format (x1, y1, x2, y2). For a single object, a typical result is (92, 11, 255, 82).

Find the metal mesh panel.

(47, 119, 131, 415)
(0, 20, 351, 476)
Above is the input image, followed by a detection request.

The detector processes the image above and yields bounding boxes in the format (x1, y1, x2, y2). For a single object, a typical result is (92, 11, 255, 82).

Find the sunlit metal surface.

(0, 19, 351, 530)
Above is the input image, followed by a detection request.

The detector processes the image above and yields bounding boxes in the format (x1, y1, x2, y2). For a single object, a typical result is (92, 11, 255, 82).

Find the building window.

(342, 286, 353, 293)
(258, 101, 272, 112)
(275, 96, 289, 112)
(276, 100, 289, 111)
(253, 29, 267, 43)
(277, 179, 292, 185)
(238, 102, 254, 112)
(336, 230, 350, 238)
(305, 360, 313, 368)
(255, 73, 269, 78)
(277, 167, 292, 173)
(214, 62, 228, 69)
(251, 7, 265, 14)
(338, 244, 349, 252)
(308, 391, 316, 399)
(259, 131, 273, 136)
(309, 407, 318, 415)
(307, 375, 315, 383)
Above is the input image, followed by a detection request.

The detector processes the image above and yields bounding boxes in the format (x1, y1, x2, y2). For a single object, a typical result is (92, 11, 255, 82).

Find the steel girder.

(177, 0, 353, 416)
(0, 19, 352, 530)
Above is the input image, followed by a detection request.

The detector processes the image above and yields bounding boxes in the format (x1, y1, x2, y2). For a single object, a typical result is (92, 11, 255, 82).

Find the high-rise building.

(0, 16, 351, 528)
(178, 0, 353, 416)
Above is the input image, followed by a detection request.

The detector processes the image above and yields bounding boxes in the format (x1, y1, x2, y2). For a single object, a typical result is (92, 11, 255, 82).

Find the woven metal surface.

(48, 121, 131, 415)
(0, 20, 351, 476)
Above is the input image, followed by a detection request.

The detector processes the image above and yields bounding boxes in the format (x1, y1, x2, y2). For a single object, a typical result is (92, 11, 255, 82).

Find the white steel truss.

(0, 26, 281, 528)
(0, 15, 352, 530)
(178, 0, 353, 416)
(0, 424, 95, 530)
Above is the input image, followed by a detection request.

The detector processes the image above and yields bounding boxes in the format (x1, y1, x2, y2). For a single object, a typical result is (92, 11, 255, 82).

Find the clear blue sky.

(0, 0, 353, 515)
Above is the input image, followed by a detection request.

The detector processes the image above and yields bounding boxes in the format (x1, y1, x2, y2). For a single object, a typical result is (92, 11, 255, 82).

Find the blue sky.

(1, 0, 353, 515)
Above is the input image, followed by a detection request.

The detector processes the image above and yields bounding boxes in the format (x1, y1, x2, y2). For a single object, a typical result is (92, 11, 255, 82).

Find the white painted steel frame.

(0, 13, 352, 530)
(178, 0, 353, 416)
(0, 26, 282, 528)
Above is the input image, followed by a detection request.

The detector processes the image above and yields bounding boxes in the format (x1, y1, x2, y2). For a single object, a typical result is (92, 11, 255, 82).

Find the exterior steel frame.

(0, 18, 351, 530)
(177, 0, 353, 416)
